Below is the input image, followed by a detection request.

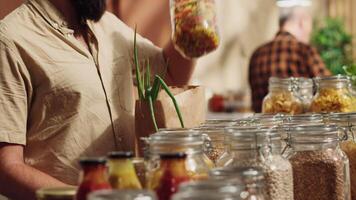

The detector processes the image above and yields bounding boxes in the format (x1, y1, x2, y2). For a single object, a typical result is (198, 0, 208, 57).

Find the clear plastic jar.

(311, 76, 356, 113)
(88, 190, 157, 200)
(210, 167, 266, 200)
(285, 124, 351, 200)
(76, 158, 112, 200)
(172, 191, 241, 200)
(217, 128, 294, 200)
(329, 113, 356, 200)
(170, 0, 220, 58)
(144, 129, 211, 184)
(262, 77, 304, 115)
(193, 127, 226, 165)
(107, 152, 142, 190)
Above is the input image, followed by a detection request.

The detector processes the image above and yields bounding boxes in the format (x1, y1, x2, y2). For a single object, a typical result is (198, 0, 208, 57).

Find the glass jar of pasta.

(262, 77, 303, 115)
(170, 0, 220, 58)
(310, 75, 356, 113)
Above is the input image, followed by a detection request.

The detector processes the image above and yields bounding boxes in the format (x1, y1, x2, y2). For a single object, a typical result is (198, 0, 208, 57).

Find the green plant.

(134, 27, 184, 131)
(344, 65, 356, 86)
(312, 18, 353, 75)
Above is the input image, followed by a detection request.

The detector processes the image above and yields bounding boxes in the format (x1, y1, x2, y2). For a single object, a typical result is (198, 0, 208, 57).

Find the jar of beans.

(285, 124, 351, 200)
(217, 127, 294, 200)
(170, 0, 220, 58)
(329, 113, 356, 200)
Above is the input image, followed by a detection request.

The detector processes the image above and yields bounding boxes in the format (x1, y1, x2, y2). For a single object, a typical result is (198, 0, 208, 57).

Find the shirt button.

(53, 23, 59, 29)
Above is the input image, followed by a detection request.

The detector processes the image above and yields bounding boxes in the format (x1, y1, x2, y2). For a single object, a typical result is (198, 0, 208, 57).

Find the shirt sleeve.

(0, 39, 30, 145)
(306, 46, 332, 77)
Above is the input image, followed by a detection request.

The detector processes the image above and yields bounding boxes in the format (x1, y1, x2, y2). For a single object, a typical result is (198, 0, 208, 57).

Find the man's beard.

(72, 0, 107, 23)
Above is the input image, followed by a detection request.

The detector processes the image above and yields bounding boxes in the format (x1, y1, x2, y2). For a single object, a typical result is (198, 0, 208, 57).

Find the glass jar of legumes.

(170, 0, 220, 58)
(285, 124, 351, 200)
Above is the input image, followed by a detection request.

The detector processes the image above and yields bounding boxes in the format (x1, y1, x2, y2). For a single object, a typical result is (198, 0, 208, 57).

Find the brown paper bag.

(135, 85, 206, 155)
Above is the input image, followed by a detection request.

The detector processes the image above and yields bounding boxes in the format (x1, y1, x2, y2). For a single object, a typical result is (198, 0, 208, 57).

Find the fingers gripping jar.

(170, 0, 220, 58)
(262, 77, 304, 115)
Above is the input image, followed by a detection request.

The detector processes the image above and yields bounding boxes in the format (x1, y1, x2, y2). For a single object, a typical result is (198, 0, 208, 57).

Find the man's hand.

(163, 42, 196, 86)
(0, 143, 68, 200)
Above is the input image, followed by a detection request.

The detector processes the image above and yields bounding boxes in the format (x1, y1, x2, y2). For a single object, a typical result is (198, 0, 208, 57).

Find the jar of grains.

(285, 124, 351, 200)
(329, 113, 356, 200)
(170, 0, 220, 58)
(193, 127, 226, 165)
(144, 129, 212, 182)
(217, 127, 294, 200)
(262, 77, 304, 115)
(310, 75, 356, 113)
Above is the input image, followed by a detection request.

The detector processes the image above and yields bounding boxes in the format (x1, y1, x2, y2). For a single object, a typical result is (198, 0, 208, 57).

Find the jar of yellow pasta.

(310, 75, 356, 113)
(262, 77, 303, 115)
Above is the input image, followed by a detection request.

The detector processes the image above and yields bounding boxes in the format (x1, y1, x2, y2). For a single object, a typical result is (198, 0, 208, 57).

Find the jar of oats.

(310, 75, 356, 113)
(217, 127, 294, 200)
(329, 113, 356, 200)
(262, 77, 304, 115)
(286, 124, 351, 200)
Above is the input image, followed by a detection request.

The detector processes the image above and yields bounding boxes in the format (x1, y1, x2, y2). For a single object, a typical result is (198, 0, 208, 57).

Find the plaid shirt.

(248, 31, 331, 113)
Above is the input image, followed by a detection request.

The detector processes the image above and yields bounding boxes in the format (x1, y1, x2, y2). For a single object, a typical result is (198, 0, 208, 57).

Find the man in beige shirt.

(0, 0, 195, 199)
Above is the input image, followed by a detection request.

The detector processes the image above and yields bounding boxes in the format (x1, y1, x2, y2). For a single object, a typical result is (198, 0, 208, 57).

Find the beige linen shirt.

(0, 0, 165, 184)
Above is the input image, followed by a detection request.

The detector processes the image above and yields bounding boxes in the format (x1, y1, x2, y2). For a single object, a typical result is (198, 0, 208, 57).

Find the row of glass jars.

(262, 75, 356, 115)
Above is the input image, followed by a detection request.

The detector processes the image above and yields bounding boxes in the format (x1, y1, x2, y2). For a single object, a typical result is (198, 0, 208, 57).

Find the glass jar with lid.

(36, 187, 77, 200)
(88, 190, 157, 200)
(310, 75, 356, 113)
(262, 77, 304, 115)
(217, 128, 294, 200)
(294, 77, 314, 111)
(285, 124, 351, 200)
(329, 113, 356, 200)
(144, 129, 211, 181)
(107, 152, 142, 190)
(76, 158, 112, 200)
(193, 127, 226, 165)
(170, 0, 220, 58)
(210, 167, 266, 200)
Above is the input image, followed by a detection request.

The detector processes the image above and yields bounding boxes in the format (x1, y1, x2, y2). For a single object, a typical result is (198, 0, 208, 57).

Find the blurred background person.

(248, 3, 331, 113)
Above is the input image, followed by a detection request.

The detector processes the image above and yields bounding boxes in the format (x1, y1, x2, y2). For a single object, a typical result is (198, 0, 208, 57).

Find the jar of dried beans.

(329, 113, 356, 200)
(217, 128, 294, 200)
(144, 130, 211, 191)
(310, 75, 356, 113)
(170, 0, 220, 58)
(262, 77, 304, 115)
(285, 124, 351, 200)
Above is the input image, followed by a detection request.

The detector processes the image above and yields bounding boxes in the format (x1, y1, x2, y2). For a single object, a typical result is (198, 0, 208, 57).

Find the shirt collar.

(275, 31, 296, 40)
(28, 0, 74, 34)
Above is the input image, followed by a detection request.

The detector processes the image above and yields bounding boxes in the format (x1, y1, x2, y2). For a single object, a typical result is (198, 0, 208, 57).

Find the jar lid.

(288, 124, 341, 144)
(178, 179, 243, 194)
(159, 152, 187, 159)
(36, 187, 77, 199)
(172, 191, 240, 200)
(107, 151, 134, 159)
(79, 157, 107, 166)
(329, 112, 356, 122)
(226, 127, 282, 149)
(210, 167, 264, 182)
(147, 130, 204, 145)
(88, 190, 157, 200)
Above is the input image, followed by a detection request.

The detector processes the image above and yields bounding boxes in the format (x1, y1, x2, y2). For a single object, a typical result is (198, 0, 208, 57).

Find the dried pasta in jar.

(170, 0, 220, 58)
